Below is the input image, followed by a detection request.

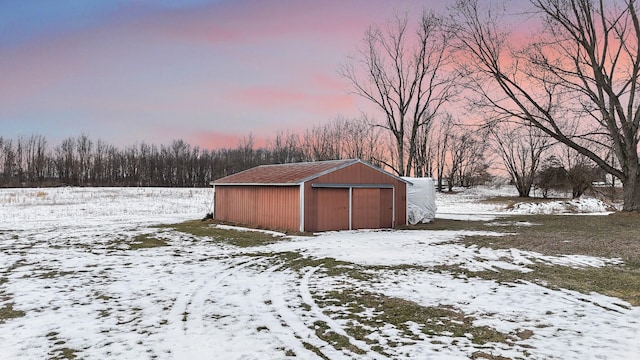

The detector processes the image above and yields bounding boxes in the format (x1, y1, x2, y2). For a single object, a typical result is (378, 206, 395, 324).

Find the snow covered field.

(0, 187, 638, 359)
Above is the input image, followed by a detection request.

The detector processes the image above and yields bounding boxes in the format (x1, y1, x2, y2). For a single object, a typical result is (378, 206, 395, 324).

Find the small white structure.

(402, 177, 437, 224)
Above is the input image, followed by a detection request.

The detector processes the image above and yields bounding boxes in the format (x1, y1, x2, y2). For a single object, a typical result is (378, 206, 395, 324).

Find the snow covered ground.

(0, 186, 638, 359)
(435, 186, 616, 220)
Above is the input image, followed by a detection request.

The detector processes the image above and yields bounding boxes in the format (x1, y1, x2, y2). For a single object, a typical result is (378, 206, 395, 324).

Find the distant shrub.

(535, 156, 568, 198)
(535, 156, 599, 198)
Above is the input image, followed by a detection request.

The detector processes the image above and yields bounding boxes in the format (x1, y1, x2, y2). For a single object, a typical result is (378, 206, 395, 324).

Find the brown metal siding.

(352, 188, 393, 229)
(352, 188, 378, 229)
(379, 188, 394, 227)
(315, 188, 349, 231)
(215, 185, 300, 232)
(303, 162, 407, 231)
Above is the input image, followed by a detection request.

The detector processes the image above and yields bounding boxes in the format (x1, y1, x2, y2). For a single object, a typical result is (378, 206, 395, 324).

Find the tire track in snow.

(300, 266, 390, 360)
(167, 257, 262, 333)
(167, 257, 340, 358)
(236, 263, 325, 358)
(267, 270, 353, 359)
(165, 259, 389, 358)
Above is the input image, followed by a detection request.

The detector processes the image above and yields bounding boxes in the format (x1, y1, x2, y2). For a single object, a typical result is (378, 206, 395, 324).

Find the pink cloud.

(187, 130, 269, 150)
(231, 87, 307, 108)
(188, 131, 241, 149)
(312, 73, 349, 92)
(229, 86, 355, 115)
(315, 94, 355, 113)
(151, 0, 395, 46)
(1, 0, 428, 148)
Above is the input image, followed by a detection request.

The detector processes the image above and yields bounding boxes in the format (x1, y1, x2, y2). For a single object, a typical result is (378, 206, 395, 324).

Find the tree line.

(0, 114, 494, 188)
(0, 110, 602, 196)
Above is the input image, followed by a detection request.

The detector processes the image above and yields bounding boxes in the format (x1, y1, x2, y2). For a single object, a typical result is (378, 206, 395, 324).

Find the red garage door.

(352, 188, 393, 229)
(315, 188, 350, 231)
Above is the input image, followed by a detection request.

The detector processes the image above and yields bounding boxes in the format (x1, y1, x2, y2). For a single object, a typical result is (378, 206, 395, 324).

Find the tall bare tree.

(452, 0, 640, 210)
(340, 115, 386, 165)
(431, 115, 454, 191)
(490, 123, 552, 197)
(340, 10, 456, 176)
(269, 131, 305, 164)
(301, 116, 385, 165)
(452, 128, 489, 188)
(302, 119, 345, 161)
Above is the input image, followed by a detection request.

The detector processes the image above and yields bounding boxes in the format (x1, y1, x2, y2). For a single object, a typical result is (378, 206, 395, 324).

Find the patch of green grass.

(128, 234, 168, 249)
(0, 302, 26, 323)
(95, 293, 112, 301)
(267, 252, 374, 281)
(447, 214, 640, 305)
(302, 341, 329, 360)
(157, 220, 282, 247)
(462, 214, 640, 263)
(312, 320, 367, 355)
(6, 259, 29, 272)
(275, 346, 296, 357)
(434, 262, 640, 307)
(49, 347, 79, 360)
(36, 270, 74, 279)
(316, 290, 511, 348)
(402, 212, 640, 305)
(471, 351, 512, 360)
(526, 264, 640, 307)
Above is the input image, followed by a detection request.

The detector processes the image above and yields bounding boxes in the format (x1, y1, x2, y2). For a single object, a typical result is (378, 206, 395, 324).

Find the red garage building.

(211, 159, 409, 232)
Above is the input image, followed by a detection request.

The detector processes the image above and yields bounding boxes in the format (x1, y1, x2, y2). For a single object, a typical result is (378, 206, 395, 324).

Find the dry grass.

(129, 234, 168, 249)
(315, 289, 516, 354)
(0, 302, 26, 323)
(157, 219, 284, 247)
(405, 212, 640, 266)
(453, 214, 640, 305)
(464, 214, 640, 265)
(401, 212, 640, 306)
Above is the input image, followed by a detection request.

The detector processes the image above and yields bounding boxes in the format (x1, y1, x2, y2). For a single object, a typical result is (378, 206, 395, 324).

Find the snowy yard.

(1, 187, 639, 359)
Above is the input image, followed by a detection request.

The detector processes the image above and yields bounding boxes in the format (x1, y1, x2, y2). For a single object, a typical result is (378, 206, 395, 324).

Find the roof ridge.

(256, 158, 356, 167)
(212, 159, 361, 185)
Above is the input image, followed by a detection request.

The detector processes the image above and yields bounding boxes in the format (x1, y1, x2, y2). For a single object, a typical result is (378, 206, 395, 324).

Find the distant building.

(211, 159, 409, 232)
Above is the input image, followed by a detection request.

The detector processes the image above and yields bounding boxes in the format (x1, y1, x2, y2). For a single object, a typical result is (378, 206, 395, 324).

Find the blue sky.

(0, 0, 454, 148)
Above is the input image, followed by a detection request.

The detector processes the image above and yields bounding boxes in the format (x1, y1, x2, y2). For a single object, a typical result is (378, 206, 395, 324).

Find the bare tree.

(431, 115, 454, 191)
(340, 115, 386, 166)
(414, 119, 434, 177)
(300, 116, 385, 165)
(1, 138, 16, 185)
(340, 10, 456, 176)
(454, 130, 489, 187)
(489, 123, 552, 197)
(440, 120, 488, 191)
(269, 131, 305, 164)
(27, 135, 47, 184)
(452, 0, 640, 210)
(76, 134, 92, 186)
(302, 121, 343, 161)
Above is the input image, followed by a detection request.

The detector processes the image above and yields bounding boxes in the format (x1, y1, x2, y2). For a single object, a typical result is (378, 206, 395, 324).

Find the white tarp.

(402, 177, 437, 224)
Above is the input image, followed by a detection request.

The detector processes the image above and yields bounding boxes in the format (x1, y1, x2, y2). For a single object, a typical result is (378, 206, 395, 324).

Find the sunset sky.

(1, 0, 458, 149)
